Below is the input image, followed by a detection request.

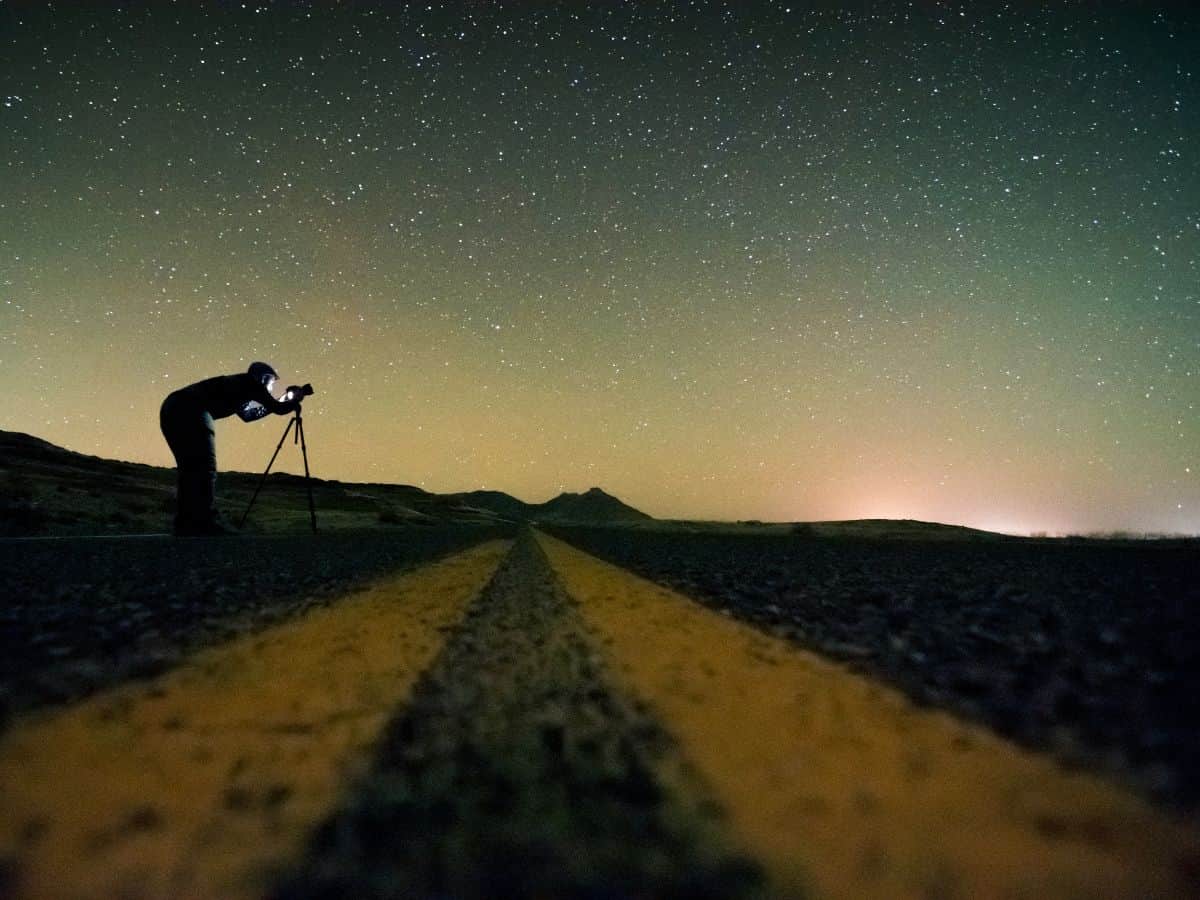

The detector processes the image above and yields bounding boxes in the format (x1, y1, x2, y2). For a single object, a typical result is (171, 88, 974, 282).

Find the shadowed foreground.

(0, 527, 1196, 898)
(546, 524, 1200, 811)
(276, 532, 762, 899)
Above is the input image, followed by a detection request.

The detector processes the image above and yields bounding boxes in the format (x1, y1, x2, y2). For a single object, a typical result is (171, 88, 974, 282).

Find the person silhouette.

(159, 361, 298, 536)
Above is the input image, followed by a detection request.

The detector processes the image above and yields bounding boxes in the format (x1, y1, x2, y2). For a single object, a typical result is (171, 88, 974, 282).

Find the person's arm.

(237, 382, 296, 421)
(236, 401, 272, 422)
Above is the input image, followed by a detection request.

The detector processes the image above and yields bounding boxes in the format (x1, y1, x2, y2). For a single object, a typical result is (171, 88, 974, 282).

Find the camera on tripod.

(240, 381, 318, 532)
(284, 383, 314, 403)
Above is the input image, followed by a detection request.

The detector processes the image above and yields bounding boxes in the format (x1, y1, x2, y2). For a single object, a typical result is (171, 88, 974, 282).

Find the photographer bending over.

(160, 361, 299, 536)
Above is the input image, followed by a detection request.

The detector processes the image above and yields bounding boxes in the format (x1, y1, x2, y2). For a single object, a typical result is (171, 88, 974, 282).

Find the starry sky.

(2, 2, 1197, 535)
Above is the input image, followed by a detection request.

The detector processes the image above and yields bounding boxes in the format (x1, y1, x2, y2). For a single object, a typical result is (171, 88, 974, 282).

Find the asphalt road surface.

(0, 525, 514, 724)
(0, 527, 1196, 899)
(544, 525, 1200, 811)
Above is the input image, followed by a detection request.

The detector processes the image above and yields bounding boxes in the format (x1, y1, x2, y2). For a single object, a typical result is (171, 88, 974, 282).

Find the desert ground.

(1, 432, 1197, 898)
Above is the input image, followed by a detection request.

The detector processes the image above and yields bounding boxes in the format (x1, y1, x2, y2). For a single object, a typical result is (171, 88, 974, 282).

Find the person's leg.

(160, 402, 218, 534)
(160, 399, 188, 530)
(197, 412, 217, 524)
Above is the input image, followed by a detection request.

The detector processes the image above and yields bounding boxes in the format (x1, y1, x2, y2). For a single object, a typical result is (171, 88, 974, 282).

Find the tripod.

(239, 404, 317, 533)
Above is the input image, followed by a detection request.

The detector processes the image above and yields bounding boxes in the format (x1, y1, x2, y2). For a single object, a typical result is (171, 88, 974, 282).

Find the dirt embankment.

(545, 526, 1200, 811)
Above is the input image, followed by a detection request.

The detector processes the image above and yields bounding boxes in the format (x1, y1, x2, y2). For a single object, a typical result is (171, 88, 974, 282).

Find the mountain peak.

(538, 486, 651, 522)
(450, 484, 651, 523)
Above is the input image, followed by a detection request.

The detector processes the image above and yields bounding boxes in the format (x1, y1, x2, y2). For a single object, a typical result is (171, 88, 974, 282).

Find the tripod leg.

(239, 418, 296, 528)
(298, 416, 317, 533)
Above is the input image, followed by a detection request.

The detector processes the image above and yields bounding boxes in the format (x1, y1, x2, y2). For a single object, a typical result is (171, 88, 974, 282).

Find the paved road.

(543, 524, 1200, 810)
(0, 530, 1196, 899)
(275, 532, 762, 900)
(0, 526, 513, 724)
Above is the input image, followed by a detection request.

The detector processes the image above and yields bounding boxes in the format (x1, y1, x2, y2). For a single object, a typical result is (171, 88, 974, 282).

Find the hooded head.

(247, 361, 278, 392)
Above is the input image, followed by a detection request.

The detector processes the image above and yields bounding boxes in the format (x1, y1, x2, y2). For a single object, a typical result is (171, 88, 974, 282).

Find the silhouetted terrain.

(448, 485, 651, 523)
(0, 431, 652, 535)
(0, 430, 1019, 541)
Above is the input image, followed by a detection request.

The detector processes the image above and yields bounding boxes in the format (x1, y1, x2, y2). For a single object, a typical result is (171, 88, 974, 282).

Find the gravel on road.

(275, 531, 765, 900)
(545, 526, 1200, 812)
(0, 525, 515, 726)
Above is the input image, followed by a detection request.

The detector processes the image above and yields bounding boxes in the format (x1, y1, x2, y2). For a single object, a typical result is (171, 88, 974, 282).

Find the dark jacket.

(164, 373, 294, 423)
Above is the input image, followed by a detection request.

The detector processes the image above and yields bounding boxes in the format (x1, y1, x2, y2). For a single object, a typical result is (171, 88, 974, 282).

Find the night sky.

(2, 3, 1197, 535)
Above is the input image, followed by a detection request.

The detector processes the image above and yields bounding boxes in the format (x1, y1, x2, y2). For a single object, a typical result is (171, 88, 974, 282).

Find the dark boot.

(174, 467, 232, 535)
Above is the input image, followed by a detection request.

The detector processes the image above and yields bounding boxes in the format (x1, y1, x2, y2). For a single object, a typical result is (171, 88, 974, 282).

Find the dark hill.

(535, 486, 653, 523)
(0, 430, 652, 535)
(444, 487, 655, 524)
(446, 490, 536, 522)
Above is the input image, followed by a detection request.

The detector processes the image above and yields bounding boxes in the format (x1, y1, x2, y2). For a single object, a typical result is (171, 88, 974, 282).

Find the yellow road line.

(0, 539, 511, 900)
(537, 531, 1200, 900)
